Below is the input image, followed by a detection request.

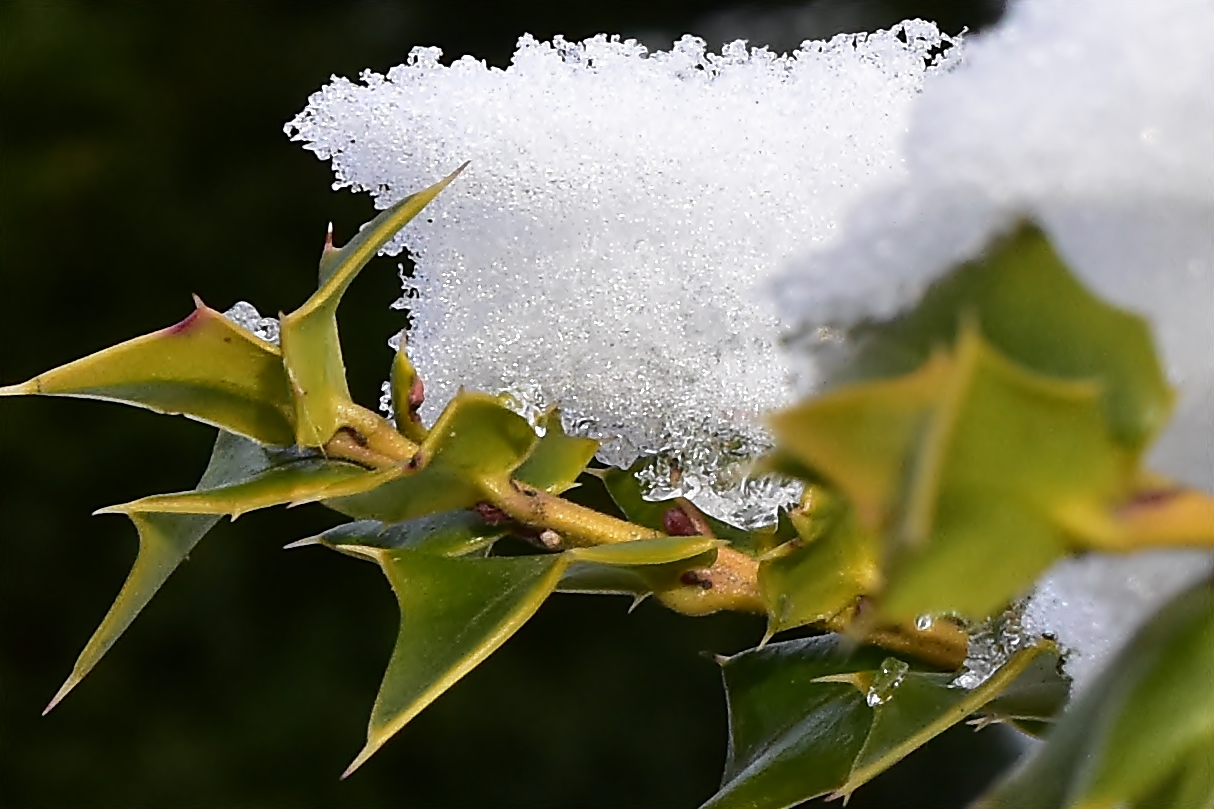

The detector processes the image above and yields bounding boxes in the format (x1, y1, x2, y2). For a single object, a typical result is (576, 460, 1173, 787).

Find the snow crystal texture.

(286, 24, 958, 527)
(775, 0, 1214, 691)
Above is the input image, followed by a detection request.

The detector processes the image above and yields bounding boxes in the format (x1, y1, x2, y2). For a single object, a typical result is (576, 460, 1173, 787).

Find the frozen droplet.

(866, 657, 909, 707)
(951, 603, 1034, 690)
(222, 301, 280, 345)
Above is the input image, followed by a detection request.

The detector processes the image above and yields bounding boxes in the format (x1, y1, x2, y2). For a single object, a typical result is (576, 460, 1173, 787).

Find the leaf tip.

(341, 742, 379, 780)
(42, 677, 79, 716)
(0, 380, 37, 397)
(283, 536, 323, 550)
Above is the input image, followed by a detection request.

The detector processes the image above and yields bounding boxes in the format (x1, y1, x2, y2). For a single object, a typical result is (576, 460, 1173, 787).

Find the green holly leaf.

(880, 328, 1132, 622)
(835, 223, 1172, 450)
(343, 536, 719, 776)
(341, 549, 565, 777)
(326, 391, 538, 523)
(304, 511, 507, 559)
(281, 165, 466, 448)
(976, 579, 1214, 809)
(758, 489, 880, 634)
(514, 409, 600, 494)
(769, 353, 950, 530)
(702, 636, 1054, 809)
(45, 431, 273, 713)
(0, 299, 295, 445)
(97, 457, 402, 518)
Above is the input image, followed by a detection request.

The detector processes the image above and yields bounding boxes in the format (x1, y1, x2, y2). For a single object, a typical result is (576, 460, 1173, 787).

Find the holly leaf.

(834, 222, 1172, 451)
(757, 490, 881, 634)
(514, 409, 599, 494)
(976, 579, 1214, 809)
(343, 536, 721, 776)
(0, 300, 295, 445)
(702, 636, 1055, 809)
(305, 511, 507, 559)
(98, 457, 402, 519)
(879, 328, 1132, 622)
(326, 391, 538, 523)
(44, 431, 273, 712)
(558, 536, 722, 597)
(281, 165, 466, 448)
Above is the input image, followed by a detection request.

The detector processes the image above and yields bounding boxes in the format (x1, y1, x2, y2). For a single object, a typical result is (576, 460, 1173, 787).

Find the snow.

(285, 24, 958, 528)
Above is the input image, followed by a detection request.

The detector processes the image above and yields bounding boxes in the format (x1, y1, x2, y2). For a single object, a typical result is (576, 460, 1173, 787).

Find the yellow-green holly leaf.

(97, 457, 402, 519)
(342, 549, 565, 778)
(45, 431, 273, 713)
(0, 300, 295, 445)
(513, 409, 599, 494)
(281, 165, 466, 448)
(559, 536, 722, 597)
(837, 223, 1172, 450)
(976, 579, 1214, 809)
(326, 391, 538, 523)
(758, 489, 881, 634)
(769, 353, 950, 530)
(342, 535, 716, 776)
(880, 328, 1133, 622)
(388, 333, 428, 444)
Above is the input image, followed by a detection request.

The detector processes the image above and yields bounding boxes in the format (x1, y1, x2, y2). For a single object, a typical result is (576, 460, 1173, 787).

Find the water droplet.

(866, 657, 909, 707)
(915, 614, 934, 631)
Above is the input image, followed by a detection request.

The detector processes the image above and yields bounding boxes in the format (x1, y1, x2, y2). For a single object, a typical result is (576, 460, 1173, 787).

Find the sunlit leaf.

(342, 549, 565, 777)
(45, 431, 272, 713)
(281, 165, 466, 448)
(758, 489, 880, 633)
(514, 409, 599, 494)
(977, 579, 1214, 809)
(880, 328, 1132, 621)
(0, 300, 295, 445)
(834, 222, 1173, 450)
(97, 457, 402, 519)
(326, 391, 538, 523)
(388, 333, 428, 444)
(769, 353, 950, 530)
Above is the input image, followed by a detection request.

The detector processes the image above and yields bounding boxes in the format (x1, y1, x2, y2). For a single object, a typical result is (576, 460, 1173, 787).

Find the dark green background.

(0, 1, 1016, 806)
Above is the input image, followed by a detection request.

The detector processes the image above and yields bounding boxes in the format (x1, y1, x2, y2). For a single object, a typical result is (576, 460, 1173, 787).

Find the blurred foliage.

(0, 1, 1010, 806)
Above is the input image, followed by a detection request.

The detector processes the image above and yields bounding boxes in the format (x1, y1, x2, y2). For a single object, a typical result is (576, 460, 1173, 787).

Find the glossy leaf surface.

(327, 391, 537, 523)
(281, 166, 465, 447)
(345, 535, 717, 776)
(977, 579, 1214, 809)
(0, 301, 295, 445)
(703, 635, 1055, 809)
(46, 432, 273, 712)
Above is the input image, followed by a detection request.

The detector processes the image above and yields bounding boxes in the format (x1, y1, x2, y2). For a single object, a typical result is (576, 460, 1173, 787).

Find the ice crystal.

(776, 0, 1214, 692)
(286, 23, 957, 527)
(222, 301, 280, 345)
